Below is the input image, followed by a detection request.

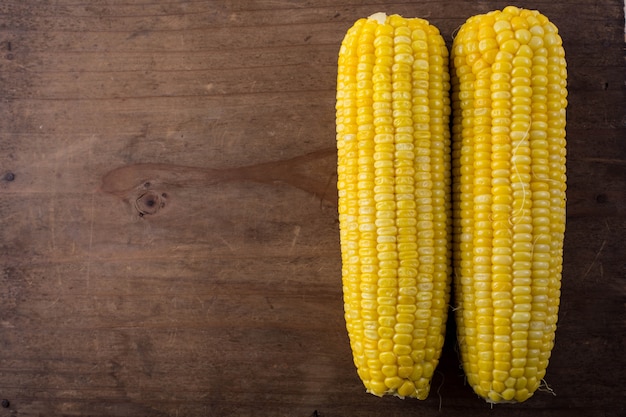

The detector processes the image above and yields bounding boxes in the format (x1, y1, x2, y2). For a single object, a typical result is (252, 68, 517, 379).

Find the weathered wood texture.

(0, 0, 624, 416)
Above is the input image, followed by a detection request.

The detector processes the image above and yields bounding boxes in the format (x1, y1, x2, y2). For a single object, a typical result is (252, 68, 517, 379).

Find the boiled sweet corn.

(336, 12, 452, 399)
(450, 6, 567, 403)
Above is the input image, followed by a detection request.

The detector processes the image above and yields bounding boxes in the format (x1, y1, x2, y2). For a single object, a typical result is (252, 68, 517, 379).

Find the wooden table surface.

(0, 1, 624, 416)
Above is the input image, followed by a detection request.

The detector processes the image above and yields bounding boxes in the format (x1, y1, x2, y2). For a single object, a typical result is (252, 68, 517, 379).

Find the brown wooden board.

(0, 0, 624, 416)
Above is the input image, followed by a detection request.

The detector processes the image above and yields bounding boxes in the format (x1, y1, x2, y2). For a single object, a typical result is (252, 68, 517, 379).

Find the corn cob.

(336, 12, 452, 399)
(450, 6, 567, 403)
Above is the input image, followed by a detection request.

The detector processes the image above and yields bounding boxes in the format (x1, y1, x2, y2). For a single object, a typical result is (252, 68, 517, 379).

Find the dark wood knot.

(134, 190, 167, 216)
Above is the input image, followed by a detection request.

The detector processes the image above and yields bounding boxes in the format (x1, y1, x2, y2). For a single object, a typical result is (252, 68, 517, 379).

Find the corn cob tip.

(367, 12, 387, 24)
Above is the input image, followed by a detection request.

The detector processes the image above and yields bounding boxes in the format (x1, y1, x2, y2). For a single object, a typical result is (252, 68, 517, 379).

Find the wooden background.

(0, 1, 624, 416)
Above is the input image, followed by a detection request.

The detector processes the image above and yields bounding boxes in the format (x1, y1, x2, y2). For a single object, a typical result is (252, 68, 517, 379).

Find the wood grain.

(100, 147, 337, 212)
(0, 1, 624, 416)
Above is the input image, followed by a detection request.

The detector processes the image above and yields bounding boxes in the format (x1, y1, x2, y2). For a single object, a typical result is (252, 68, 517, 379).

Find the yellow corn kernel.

(337, 12, 451, 400)
(451, 7, 566, 404)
